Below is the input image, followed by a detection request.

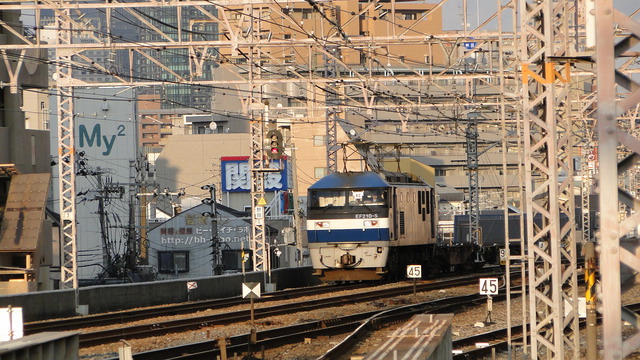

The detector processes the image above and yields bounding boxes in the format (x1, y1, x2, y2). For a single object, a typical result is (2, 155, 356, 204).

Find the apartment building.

(0, 10, 55, 294)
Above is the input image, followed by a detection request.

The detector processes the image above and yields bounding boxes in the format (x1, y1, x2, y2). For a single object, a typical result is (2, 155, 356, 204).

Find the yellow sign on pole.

(258, 197, 267, 206)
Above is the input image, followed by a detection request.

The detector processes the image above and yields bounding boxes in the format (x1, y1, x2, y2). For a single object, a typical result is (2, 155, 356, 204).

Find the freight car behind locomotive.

(453, 207, 594, 265)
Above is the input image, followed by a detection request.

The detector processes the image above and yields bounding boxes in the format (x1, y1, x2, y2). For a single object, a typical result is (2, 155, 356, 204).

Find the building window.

(313, 135, 325, 146)
(158, 251, 189, 273)
(314, 167, 327, 179)
(401, 12, 418, 20)
(31, 135, 36, 166)
(41, 101, 49, 130)
(435, 168, 447, 176)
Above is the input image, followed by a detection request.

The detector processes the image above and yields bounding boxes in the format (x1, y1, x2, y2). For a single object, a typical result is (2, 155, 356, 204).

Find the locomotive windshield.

(310, 190, 347, 208)
(349, 189, 387, 206)
(309, 189, 388, 209)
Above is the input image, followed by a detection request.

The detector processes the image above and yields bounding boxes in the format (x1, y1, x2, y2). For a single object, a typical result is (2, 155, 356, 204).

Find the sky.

(440, 0, 638, 32)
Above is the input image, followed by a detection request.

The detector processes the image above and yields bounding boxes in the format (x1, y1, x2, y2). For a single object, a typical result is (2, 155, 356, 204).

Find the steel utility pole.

(126, 160, 138, 274)
(466, 120, 480, 255)
(595, 1, 640, 359)
(202, 184, 221, 275)
(290, 145, 304, 266)
(324, 45, 340, 174)
(56, 8, 78, 291)
(520, 0, 579, 358)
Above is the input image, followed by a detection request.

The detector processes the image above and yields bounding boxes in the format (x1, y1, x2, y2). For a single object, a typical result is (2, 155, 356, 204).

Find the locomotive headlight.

(315, 221, 330, 229)
(363, 220, 379, 227)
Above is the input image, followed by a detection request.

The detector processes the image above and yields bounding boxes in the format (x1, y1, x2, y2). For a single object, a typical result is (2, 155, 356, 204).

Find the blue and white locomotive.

(306, 171, 440, 281)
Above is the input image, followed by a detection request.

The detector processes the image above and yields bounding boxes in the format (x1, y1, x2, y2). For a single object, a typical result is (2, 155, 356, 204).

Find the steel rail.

(452, 302, 640, 359)
(110, 292, 495, 360)
(25, 283, 367, 334)
(81, 274, 493, 347)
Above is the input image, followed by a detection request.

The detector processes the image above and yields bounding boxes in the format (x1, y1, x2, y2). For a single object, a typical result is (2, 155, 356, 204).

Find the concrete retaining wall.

(0, 267, 319, 322)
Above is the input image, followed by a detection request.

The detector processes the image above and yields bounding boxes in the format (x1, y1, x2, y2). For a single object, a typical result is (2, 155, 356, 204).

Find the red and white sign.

(187, 281, 198, 290)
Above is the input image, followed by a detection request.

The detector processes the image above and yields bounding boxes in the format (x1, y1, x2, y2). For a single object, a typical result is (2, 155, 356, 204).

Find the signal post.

(250, 102, 284, 290)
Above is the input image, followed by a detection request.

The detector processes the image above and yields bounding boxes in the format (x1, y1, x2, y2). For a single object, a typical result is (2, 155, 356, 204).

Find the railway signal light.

(266, 129, 284, 160)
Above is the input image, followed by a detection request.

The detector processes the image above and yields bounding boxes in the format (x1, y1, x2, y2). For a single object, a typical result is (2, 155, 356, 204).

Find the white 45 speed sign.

(406, 265, 422, 279)
(479, 278, 499, 295)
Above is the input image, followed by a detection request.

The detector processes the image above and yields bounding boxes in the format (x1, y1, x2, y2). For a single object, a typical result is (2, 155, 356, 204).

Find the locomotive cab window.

(348, 189, 388, 206)
(309, 190, 347, 208)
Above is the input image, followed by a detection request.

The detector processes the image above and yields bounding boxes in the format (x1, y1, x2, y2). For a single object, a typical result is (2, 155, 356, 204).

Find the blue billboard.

(221, 156, 290, 192)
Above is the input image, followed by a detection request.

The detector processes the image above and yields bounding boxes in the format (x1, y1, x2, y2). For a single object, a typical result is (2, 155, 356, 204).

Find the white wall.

(50, 87, 138, 280)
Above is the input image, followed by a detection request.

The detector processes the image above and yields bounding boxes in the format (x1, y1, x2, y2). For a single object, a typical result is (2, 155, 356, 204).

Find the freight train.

(306, 171, 480, 281)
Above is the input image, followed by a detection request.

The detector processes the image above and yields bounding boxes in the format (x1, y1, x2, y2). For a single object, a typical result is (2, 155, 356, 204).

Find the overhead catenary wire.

(10, 3, 501, 124)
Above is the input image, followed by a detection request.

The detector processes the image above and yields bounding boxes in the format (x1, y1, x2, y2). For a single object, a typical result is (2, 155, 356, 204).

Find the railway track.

(28, 266, 504, 336)
(79, 273, 493, 347)
(24, 268, 497, 335)
(451, 302, 640, 359)
(25, 283, 369, 334)
(89, 266, 596, 360)
(106, 291, 496, 360)
(452, 324, 525, 359)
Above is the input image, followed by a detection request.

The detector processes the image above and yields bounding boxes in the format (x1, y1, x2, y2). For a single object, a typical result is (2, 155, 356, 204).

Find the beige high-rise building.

(219, 1, 445, 67)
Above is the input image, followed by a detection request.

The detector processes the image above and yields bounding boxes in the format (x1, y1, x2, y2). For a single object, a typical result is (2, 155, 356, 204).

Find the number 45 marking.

(406, 265, 422, 279)
(479, 278, 499, 295)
